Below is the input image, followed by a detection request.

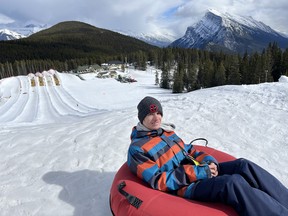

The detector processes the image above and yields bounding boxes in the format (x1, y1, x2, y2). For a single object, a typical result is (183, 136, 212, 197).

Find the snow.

(115, 29, 177, 47)
(207, 9, 275, 34)
(0, 68, 288, 216)
(0, 28, 25, 40)
(0, 22, 47, 39)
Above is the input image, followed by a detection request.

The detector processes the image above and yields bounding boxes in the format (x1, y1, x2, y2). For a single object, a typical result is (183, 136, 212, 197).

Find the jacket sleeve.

(127, 144, 211, 192)
(188, 145, 218, 165)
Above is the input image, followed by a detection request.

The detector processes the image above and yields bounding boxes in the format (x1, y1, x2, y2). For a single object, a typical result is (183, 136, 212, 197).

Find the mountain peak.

(207, 8, 223, 16)
(202, 9, 275, 34)
(170, 9, 288, 54)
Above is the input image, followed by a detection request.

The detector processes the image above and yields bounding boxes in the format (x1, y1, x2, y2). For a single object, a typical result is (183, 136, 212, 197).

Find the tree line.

(0, 48, 151, 79)
(1, 42, 288, 94)
(152, 42, 288, 93)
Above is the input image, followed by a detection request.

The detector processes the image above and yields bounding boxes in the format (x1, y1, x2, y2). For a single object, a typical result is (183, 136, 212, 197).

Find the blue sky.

(0, 0, 288, 37)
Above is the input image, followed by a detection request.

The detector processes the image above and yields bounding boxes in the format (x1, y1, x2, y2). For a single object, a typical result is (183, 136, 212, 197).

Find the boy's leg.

(219, 158, 288, 208)
(191, 174, 288, 216)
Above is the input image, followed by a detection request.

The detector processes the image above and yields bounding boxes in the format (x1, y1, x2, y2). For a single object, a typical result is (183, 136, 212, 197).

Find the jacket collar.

(134, 122, 176, 139)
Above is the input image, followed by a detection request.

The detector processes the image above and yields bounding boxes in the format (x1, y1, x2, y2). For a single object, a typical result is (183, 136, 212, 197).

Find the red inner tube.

(110, 145, 237, 216)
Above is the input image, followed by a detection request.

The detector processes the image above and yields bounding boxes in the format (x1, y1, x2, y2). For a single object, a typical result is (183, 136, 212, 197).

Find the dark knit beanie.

(137, 96, 163, 123)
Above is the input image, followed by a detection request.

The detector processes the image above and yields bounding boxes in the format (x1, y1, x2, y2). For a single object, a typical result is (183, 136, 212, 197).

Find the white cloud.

(0, 13, 14, 24)
(0, 0, 288, 36)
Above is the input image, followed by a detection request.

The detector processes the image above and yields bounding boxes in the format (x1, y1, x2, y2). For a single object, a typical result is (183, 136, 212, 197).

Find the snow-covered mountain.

(116, 30, 177, 47)
(0, 23, 48, 41)
(0, 29, 26, 40)
(170, 9, 288, 54)
(0, 19, 176, 46)
(18, 23, 48, 36)
(2, 9, 288, 52)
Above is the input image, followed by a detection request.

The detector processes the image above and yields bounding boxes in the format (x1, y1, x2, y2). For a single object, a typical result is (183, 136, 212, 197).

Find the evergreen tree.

(201, 58, 214, 88)
(155, 70, 159, 85)
(239, 52, 249, 84)
(282, 48, 288, 76)
(270, 42, 283, 81)
(163, 48, 174, 72)
(172, 61, 184, 93)
(227, 55, 241, 85)
(252, 52, 263, 83)
(0, 63, 4, 79)
(214, 61, 226, 86)
(160, 63, 170, 89)
(260, 50, 269, 82)
(135, 50, 147, 70)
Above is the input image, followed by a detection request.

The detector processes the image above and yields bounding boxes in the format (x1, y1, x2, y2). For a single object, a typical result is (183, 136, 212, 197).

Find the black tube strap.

(190, 138, 208, 147)
(118, 181, 143, 209)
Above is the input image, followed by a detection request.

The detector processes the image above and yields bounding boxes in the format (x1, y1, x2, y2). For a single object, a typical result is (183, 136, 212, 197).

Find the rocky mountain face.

(169, 9, 288, 54)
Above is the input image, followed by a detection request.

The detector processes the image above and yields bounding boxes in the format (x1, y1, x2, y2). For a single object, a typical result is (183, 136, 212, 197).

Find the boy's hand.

(209, 163, 218, 177)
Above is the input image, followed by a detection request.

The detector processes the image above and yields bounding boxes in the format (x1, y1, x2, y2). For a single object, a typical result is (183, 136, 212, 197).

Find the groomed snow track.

(0, 71, 99, 124)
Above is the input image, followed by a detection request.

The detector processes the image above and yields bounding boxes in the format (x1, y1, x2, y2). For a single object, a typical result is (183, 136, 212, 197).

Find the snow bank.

(279, 75, 288, 83)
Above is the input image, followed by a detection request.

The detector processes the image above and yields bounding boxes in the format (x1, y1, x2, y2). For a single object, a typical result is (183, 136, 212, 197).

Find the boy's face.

(142, 112, 162, 130)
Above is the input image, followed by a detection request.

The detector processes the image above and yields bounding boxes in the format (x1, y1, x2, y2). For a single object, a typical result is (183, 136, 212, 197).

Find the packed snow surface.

(0, 68, 287, 215)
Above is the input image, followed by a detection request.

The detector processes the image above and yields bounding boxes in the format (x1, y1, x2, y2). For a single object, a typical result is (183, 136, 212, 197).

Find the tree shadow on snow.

(42, 169, 115, 216)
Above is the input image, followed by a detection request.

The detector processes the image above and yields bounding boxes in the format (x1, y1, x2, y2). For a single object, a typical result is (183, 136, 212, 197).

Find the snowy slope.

(116, 29, 177, 47)
(0, 68, 288, 215)
(0, 29, 25, 40)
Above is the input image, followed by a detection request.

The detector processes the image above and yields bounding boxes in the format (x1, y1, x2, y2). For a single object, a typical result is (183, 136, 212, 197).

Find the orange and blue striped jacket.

(127, 126, 218, 199)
